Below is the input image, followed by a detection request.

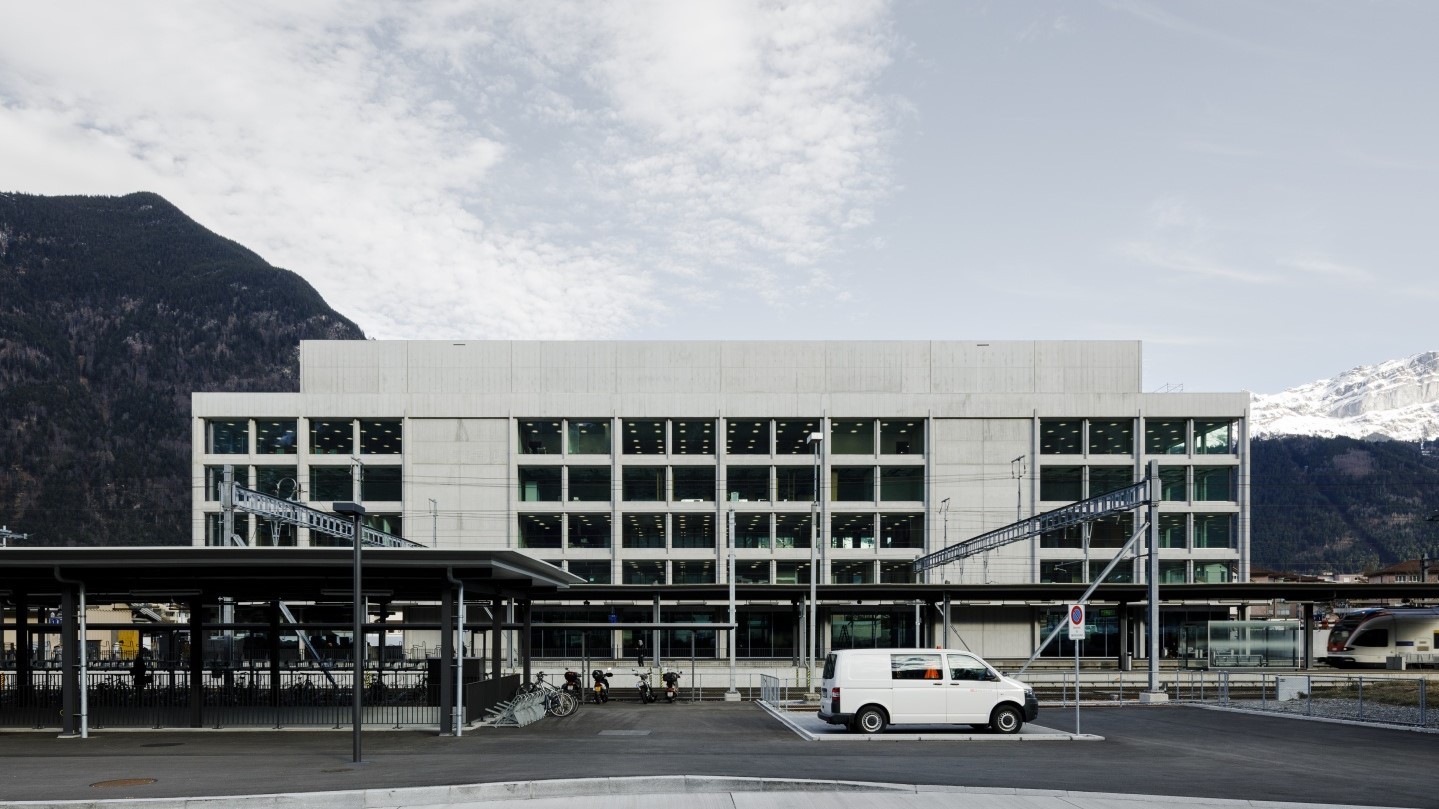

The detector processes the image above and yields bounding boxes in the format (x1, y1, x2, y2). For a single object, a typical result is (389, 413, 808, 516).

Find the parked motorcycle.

(634, 669, 656, 704)
(661, 669, 681, 703)
(562, 670, 584, 701)
(590, 668, 611, 704)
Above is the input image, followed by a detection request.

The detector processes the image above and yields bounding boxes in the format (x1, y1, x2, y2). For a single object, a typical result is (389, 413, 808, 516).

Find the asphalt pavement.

(1, 702, 1435, 808)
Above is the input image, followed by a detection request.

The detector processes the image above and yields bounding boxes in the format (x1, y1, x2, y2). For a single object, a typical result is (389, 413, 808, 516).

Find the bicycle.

(515, 671, 579, 718)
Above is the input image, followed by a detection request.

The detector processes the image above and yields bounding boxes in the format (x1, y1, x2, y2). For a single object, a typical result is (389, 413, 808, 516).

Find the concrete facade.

(191, 340, 1250, 659)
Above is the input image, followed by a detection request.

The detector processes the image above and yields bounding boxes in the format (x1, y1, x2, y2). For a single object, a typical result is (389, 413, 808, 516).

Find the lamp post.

(333, 501, 366, 764)
(806, 431, 823, 694)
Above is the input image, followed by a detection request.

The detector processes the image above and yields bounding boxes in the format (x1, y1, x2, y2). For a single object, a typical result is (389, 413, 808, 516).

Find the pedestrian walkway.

(2, 776, 1416, 809)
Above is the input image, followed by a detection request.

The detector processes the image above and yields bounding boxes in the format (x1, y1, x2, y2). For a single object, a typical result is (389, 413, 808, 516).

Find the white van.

(818, 648, 1038, 734)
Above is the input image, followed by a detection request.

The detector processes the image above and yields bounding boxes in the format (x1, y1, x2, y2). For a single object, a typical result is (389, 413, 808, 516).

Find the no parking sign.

(1067, 603, 1085, 640)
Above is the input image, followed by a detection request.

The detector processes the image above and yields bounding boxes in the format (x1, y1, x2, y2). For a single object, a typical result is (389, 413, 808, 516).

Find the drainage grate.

(598, 730, 651, 736)
(140, 743, 183, 748)
(91, 779, 157, 789)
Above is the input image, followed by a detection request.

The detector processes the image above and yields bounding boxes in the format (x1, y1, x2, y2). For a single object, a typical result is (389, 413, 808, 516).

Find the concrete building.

(192, 340, 1250, 662)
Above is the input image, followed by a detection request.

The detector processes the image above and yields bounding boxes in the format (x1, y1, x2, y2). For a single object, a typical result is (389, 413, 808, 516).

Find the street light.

(806, 431, 823, 694)
(333, 501, 366, 764)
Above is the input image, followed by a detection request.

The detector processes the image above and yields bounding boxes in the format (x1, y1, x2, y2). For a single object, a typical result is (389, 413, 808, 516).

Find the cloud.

(1279, 256, 1373, 283)
(1120, 241, 1276, 284)
(0, 1, 900, 339)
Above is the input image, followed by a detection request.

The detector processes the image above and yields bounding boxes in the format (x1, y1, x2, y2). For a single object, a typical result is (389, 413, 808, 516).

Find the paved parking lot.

(0, 702, 1436, 807)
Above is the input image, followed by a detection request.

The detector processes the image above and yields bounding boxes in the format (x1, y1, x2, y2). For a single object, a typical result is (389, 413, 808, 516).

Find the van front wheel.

(990, 704, 1023, 734)
(854, 706, 887, 734)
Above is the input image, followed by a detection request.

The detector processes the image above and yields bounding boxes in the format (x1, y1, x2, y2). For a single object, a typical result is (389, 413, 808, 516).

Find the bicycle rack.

(484, 691, 547, 728)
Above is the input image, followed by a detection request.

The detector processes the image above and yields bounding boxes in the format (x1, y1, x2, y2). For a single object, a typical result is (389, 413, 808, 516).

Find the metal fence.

(0, 668, 439, 729)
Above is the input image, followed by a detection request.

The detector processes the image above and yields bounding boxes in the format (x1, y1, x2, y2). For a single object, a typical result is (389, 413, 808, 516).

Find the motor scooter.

(590, 668, 611, 704)
(634, 669, 656, 703)
(562, 670, 584, 701)
(661, 669, 681, 703)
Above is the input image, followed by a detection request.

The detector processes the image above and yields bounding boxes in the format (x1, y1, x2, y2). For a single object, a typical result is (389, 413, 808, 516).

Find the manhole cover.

(91, 779, 157, 789)
(140, 742, 182, 748)
(598, 730, 651, 736)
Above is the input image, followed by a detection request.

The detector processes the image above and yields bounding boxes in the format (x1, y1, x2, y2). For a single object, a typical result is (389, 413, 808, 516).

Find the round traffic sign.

(1070, 604, 1084, 624)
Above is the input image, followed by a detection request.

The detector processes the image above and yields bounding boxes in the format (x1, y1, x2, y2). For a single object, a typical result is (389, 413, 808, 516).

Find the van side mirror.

(985, 670, 1000, 682)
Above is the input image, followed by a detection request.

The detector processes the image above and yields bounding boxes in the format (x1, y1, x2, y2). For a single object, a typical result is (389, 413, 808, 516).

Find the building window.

(879, 467, 923, 501)
(775, 561, 811, 584)
(1159, 513, 1187, 549)
(673, 513, 714, 548)
(256, 520, 297, 547)
(1091, 513, 1133, 548)
(622, 466, 665, 501)
(1194, 514, 1234, 549)
(208, 420, 249, 454)
(831, 466, 874, 502)
(879, 513, 923, 549)
(255, 465, 299, 499)
(518, 515, 562, 549)
(1041, 560, 1083, 583)
(727, 419, 769, 455)
(1193, 466, 1234, 501)
(726, 466, 769, 502)
(568, 560, 611, 584)
(673, 467, 715, 501)
(519, 467, 561, 502)
(1159, 560, 1188, 583)
(309, 466, 352, 501)
(623, 560, 666, 585)
(734, 513, 770, 548)
(880, 562, 914, 583)
(359, 420, 402, 455)
(309, 419, 353, 455)
(1089, 466, 1133, 497)
(672, 420, 713, 455)
(831, 419, 874, 455)
(831, 560, 874, 584)
(880, 420, 921, 455)
(520, 421, 561, 454)
(622, 419, 665, 454)
(568, 513, 611, 549)
(734, 561, 770, 584)
(1195, 562, 1233, 583)
(1145, 420, 1187, 455)
(776, 467, 816, 502)
(1088, 420, 1133, 455)
(567, 420, 611, 454)
(205, 513, 251, 546)
(775, 513, 812, 549)
(364, 513, 403, 536)
(622, 513, 666, 549)
(360, 465, 402, 501)
(204, 465, 244, 501)
(568, 466, 611, 501)
(831, 513, 875, 549)
(1160, 466, 1187, 501)
(673, 560, 715, 584)
(776, 420, 820, 455)
(1040, 524, 1082, 549)
(1195, 420, 1236, 455)
(1039, 466, 1082, 501)
(1098, 560, 1134, 583)
(255, 420, 297, 455)
(1039, 420, 1082, 455)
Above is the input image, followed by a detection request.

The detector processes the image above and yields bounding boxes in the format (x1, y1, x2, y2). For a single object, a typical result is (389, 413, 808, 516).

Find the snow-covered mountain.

(1251, 351, 1439, 441)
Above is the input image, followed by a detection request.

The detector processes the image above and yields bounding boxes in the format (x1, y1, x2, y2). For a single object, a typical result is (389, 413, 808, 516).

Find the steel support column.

(439, 587, 454, 736)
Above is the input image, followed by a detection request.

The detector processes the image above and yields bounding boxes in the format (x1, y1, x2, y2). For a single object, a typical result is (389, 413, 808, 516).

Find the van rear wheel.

(990, 704, 1023, 734)
(854, 706, 887, 734)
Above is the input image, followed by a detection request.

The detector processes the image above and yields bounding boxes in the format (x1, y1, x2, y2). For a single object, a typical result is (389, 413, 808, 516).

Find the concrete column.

(490, 597, 503, 682)
(268, 601, 282, 707)
(60, 586, 77, 737)
(520, 601, 533, 683)
(188, 599, 205, 728)
(439, 587, 454, 735)
(15, 592, 31, 695)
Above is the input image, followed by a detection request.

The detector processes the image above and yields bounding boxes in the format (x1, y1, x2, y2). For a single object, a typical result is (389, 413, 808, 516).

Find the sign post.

(1068, 603, 1085, 735)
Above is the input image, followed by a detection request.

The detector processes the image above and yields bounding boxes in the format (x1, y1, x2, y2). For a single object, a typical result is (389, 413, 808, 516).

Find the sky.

(2, 1, 1435, 395)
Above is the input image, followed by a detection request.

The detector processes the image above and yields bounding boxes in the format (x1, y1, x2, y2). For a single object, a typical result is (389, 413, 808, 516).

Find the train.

(1324, 606, 1439, 667)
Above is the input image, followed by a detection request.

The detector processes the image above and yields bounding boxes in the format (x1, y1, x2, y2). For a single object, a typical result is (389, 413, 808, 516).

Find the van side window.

(949, 656, 989, 681)
(891, 653, 943, 680)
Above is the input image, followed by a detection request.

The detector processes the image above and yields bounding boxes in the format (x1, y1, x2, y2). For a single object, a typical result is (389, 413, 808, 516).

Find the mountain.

(0, 191, 363, 546)
(1251, 351, 1439, 442)
(1250, 435, 1439, 574)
